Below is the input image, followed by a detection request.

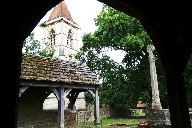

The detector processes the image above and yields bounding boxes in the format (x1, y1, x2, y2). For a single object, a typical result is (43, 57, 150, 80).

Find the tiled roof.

(20, 54, 100, 85)
(48, 0, 74, 22)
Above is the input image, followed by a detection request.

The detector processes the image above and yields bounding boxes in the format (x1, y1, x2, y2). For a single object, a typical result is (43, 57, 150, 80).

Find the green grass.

(101, 118, 141, 126)
(78, 117, 144, 127)
(78, 112, 191, 127)
(78, 112, 146, 127)
(189, 112, 192, 118)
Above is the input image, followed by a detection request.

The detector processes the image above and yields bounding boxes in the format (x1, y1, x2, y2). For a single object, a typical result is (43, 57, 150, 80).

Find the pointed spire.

(48, 0, 74, 22)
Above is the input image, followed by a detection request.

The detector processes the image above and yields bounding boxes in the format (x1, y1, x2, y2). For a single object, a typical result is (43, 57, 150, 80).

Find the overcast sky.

(33, 0, 103, 40)
(65, 0, 103, 34)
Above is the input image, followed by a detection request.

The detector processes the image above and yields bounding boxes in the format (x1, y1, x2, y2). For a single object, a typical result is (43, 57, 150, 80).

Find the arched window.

(50, 29, 55, 46)
(67, 29, 73, 48)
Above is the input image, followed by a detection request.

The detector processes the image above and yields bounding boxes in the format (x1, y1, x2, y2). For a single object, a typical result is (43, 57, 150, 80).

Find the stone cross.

(147, 44, 162, 110)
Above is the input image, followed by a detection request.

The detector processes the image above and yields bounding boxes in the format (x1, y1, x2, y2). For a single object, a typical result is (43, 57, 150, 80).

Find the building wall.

(43, 18, 80, 61)
(43, 92, 86, 110)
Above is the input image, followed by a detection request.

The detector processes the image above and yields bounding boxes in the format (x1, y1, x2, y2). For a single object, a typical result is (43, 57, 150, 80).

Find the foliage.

(184, 56, 192, 108)
(84, 91, 94, 107)
(22, 32, 55, 57)
(39, 21, 48, 27)
(77, 4, 168, 109)
(189, 112, 192, 118)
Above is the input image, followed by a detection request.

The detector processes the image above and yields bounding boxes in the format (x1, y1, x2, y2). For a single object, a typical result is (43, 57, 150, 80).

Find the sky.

(33, 0, 103, 40)
(32, 0, 125, 63)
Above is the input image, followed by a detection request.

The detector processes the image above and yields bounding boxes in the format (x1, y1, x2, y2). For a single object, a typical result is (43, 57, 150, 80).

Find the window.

(50, 29, 55, 46)
(67, 29, 73, 48)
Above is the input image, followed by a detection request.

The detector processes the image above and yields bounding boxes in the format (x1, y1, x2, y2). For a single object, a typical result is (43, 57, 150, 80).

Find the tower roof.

(48, 0, 74, 22)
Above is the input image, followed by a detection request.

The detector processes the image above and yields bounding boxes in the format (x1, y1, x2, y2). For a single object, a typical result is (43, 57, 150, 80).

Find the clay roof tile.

(48, 0, 74, 22)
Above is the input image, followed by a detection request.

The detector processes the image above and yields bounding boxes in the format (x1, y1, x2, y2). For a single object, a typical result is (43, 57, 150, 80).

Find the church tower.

(42, 0, 80, 61)
(42, 0, 86, 110)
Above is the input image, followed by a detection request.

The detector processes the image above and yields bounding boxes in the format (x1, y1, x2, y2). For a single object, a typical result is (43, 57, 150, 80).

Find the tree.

(76, 5, 168, 108)
(22, 32, 55, 57)
(184, 56, 192, 108)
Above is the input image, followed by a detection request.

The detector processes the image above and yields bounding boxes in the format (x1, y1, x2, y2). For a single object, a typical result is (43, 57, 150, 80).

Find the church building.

(18, 1, 101, 127)
(41, 0, 86, 110)
(43, 0, 80, 61)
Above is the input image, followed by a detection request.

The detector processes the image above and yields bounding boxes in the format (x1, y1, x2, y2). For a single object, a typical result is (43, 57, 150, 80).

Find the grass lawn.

(77, 117, 145, 128)
(101, 118, 143, 126)
(78, 113, 146, 127)
(189, 112, 192, 118)
(77, 111, 192, 127)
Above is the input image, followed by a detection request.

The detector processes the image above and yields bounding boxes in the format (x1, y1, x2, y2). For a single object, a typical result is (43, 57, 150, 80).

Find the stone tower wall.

(43, 19, 80, 60)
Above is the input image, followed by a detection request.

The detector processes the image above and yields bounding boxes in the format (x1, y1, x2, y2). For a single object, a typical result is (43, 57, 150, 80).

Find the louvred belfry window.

(67, 29, 73, 48)
(50, 29, 55, 46)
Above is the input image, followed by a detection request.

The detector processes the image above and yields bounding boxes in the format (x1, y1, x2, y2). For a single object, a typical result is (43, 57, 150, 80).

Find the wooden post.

(76, 111, 79, 124)
(59, 87, 65, 128)
(94, 88, 100, 126)
(84, 111, 86, 124)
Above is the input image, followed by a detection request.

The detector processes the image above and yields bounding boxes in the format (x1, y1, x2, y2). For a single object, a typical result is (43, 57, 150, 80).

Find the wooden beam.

(64, 88, 72, 99)
(20, 80, 99, 90)
(87, 89, 95, 99)
(49, 87, 60, 100)
(19, 86, 29, 97)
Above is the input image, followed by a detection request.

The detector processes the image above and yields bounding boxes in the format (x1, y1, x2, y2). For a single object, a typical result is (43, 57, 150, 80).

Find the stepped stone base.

(145, 108, 171, 126)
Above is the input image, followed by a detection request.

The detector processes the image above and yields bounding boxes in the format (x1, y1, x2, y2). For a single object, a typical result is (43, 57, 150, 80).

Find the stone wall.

(43, 92, 86, 110)
(17, 110, 77, 127)
(79, 104, 131, 124)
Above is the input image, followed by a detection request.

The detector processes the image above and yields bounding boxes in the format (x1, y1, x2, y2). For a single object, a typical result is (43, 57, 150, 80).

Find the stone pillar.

(147, 44, 162, 110)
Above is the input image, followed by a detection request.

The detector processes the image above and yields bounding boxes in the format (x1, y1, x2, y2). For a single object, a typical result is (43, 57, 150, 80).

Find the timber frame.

(3, 0, 192, 128)
(19, 54, 101, 127)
